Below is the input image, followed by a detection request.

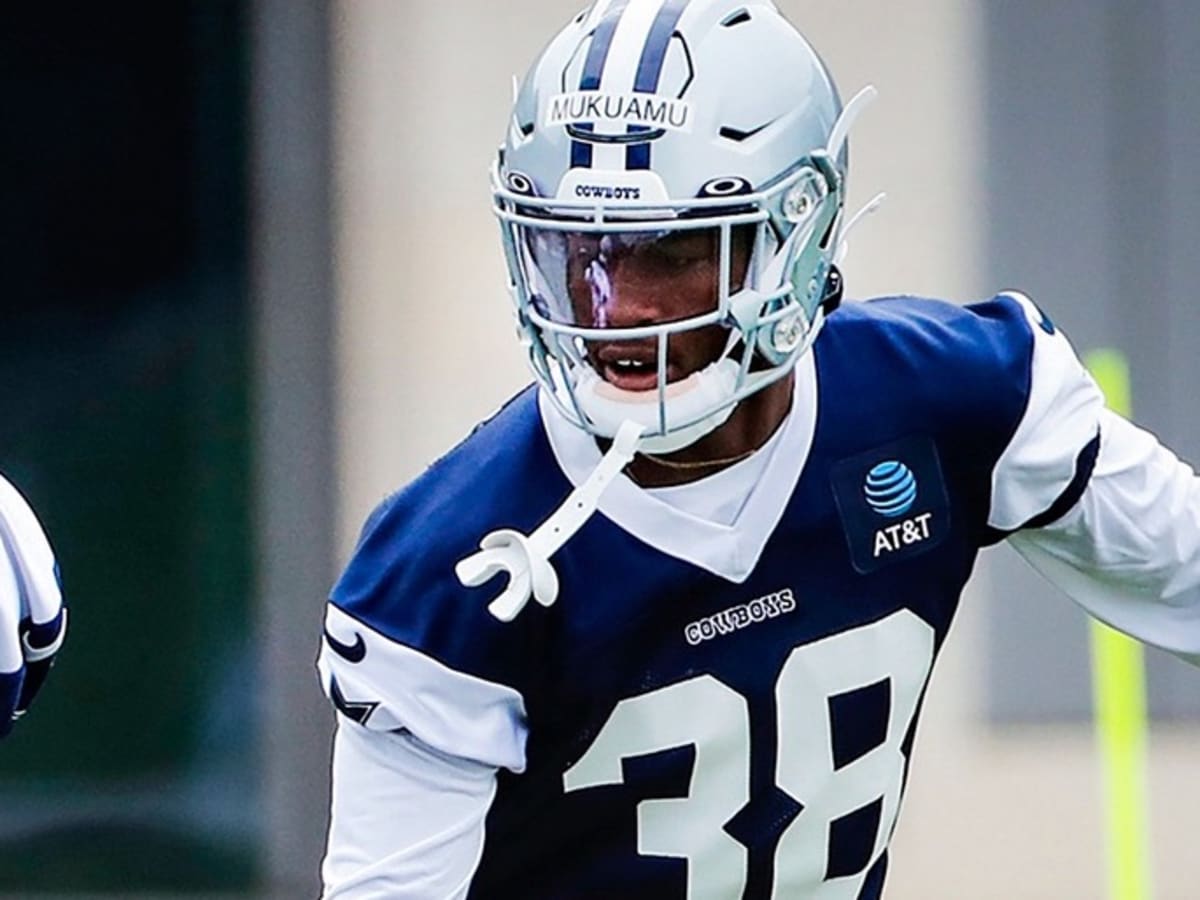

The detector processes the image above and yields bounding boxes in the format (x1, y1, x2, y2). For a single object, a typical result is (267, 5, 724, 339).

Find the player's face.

(528, 226, 753, 392)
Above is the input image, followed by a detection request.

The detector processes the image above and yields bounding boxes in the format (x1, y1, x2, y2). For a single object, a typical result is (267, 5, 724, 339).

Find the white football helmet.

(493, 0, 870, 452)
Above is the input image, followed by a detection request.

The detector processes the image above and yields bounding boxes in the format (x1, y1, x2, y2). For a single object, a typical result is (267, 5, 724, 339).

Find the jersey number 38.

(563, 610, 935, 899)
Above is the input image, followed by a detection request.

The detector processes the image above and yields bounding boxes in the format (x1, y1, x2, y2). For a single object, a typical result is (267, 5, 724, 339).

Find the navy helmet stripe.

(625, 129, 652, 169)
(580, 0, 632, 91)
(572, 125, 596, 168)
(571, 0, 692, 172)
(627, 0, 690, 170)
(572, 0, 631, 168)
(633, 0, 690, 93)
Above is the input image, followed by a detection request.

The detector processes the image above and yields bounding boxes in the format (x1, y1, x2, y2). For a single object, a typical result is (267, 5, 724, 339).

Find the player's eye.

(636, 233, 715, 271)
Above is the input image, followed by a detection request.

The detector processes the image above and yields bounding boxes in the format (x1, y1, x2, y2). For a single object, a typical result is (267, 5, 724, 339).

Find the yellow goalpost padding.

(1083, 348, 1152, 900)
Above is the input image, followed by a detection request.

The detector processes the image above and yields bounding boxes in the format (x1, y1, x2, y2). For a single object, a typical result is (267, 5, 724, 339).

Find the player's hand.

(0, 474, 66, 738)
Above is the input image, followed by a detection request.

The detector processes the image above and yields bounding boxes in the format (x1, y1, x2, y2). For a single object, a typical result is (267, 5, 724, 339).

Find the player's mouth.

(593, 345, 677, 392)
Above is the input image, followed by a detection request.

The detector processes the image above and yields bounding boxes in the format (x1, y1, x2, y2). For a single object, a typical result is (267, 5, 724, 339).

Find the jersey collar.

(538, 351, 819, 583)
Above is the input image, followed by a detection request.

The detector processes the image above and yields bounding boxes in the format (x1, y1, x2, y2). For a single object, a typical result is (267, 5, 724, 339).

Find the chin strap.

(455, 419, 645, 622)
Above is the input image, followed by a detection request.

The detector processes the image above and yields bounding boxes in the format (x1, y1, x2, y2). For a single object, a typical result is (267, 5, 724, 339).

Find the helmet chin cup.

(570, 359, 741, 452)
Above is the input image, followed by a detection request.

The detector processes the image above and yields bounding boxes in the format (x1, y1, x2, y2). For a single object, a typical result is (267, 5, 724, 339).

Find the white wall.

(331, 3, 1199, 896)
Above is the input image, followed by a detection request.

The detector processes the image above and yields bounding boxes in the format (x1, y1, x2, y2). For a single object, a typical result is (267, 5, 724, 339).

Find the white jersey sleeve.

(987, 292, 1105, 532)
(319, 604, 529, 772)
(990, 292, 1200, 665)
(322, 719, 497, 899)
(1009, 409, 1200, 665)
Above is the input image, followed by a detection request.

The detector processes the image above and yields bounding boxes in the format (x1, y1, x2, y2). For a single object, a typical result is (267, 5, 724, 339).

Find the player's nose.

(602, 271, 670, 328)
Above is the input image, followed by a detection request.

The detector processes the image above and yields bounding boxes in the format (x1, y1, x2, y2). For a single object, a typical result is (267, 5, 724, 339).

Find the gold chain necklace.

(636, 447, 757, 471)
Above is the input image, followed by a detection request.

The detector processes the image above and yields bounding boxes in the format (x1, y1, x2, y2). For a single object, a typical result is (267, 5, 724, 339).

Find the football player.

(0, 473, 66, 738)
(318, 1, 1200, 897)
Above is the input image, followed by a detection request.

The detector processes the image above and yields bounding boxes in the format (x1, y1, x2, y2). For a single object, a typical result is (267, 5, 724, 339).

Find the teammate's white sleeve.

(1009, 410, 1200, 666)
(322, 719, 498, 899)
(0, 473, 67, 736)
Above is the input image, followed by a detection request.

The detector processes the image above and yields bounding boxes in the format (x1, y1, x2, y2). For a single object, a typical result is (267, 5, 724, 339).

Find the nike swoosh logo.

(324, 627, 366, 663)
(21, 609, 68, 663)
(1036, 307, 1056, 335)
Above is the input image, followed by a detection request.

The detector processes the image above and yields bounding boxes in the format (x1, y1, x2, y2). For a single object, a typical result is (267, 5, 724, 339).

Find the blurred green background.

(0, 2, 258, 892)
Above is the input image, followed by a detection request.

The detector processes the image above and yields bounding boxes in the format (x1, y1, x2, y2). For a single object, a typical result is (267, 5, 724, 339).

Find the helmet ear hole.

(820, 266, 844, 315)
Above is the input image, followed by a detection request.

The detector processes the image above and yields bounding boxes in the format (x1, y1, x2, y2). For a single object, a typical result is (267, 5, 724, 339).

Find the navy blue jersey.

(321, 295, 1098, 899)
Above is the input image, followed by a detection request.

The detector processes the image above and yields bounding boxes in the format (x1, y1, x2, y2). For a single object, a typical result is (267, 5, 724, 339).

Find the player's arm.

(1008, 409, 1200, 666)
(0, 473, 67, 735)
(987, 293, 1200, 665)
(323, 718, 497, 899)
(318, 593, 528, 896)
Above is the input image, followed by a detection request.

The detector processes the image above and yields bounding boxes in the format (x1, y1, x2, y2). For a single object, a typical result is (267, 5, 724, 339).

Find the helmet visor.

(519, 225, 749, 330)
